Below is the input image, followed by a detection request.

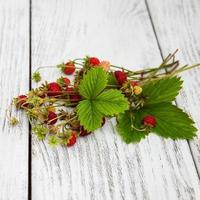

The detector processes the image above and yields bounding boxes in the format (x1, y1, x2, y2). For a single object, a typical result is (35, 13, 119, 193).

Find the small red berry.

(64, 62, 75, 75)
(131, 81, 139, 87)
(114, 71, 127, 85)
(142, 115, 156, 128)
(47, 82, 62, 97)
(67, 132, 77, 147)
(63, 77, 70, 86)
(17, 95, 29, 108)
(89, 57, 100, 66)
(57, 77, 70, 88)
(47, 111, 58, 125)
(80, 127, 91, 137)
(18, 95, 27, 99)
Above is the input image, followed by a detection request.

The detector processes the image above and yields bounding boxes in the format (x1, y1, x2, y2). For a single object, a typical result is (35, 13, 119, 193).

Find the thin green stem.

(73, 58, 85, 62)
(110, 65, 132, 72)
(56, 115, 77, 127)
(129, 111, 146, 132)
(139, 63, 200, 84)
(73, 62, 84, 67)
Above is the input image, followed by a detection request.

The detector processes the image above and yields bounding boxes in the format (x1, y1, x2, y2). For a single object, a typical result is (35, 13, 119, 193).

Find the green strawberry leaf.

(117, 111, 148, 143)
(139, 103, 197, 139)
(142, 76, 183, 105)
(107, 72, 118, 86)
(95, 89, 129, 115)
(77, 100, 103, 131)
(77, 68, 129, 131)
(78, 67, 108, 99)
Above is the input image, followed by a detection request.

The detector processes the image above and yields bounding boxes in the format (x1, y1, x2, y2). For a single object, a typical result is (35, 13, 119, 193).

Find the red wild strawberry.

(64, 62, 75, 75)
(114, 71, 127, 85)
(57, 77, 70, 88)
(89, 57, 100, 66)
(47, 111, 58, 125)
(67, 132, 77, 147)
(17, 95, 29, 108)
(63, 77, 70, 85)
(47, 82, 62, 97)
(142, 115, 156, 128)
(80, 127, 91, 137)
(131, 81, 139, 87)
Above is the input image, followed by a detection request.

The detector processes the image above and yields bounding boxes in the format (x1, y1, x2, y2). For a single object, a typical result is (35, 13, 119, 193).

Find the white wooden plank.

(0, 0, 29, 199)
(32, 0, 200, 199)
(146, 0, 200, 176)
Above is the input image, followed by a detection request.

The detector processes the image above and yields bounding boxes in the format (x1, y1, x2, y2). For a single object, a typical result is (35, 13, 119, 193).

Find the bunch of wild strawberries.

(12, 56, 156, 147)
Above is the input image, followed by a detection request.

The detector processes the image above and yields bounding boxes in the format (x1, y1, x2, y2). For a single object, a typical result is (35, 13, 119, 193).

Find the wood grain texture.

(0, 0, 29, 199)
(31, 0, 200, 199)
(146, 0, 200, 176)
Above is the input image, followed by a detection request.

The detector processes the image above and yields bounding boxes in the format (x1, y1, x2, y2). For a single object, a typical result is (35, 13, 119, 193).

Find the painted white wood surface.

(0, 0, 29, 199)
(31, 0, 200, 200)
(146, 0, 200, 175)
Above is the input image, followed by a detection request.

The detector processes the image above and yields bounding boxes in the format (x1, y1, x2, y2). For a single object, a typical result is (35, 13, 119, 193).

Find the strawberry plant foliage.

(95, 89, 129, 115)
(141, 103, 197, 139)
(77, 68, 129, 131)
(117, 103, 197, 143)
(117, 77, 197, 143)
(10, 52, 200, 147)
(142, 76, 183, 105)
(79, 67, 108, 99)
(117, 111, 147, 143)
